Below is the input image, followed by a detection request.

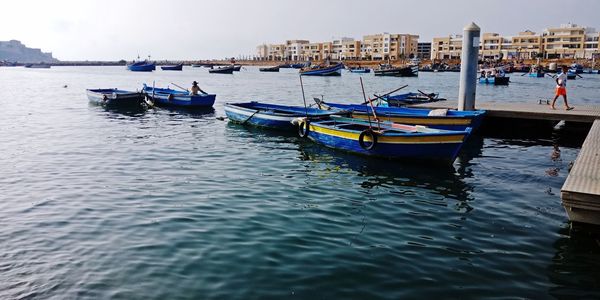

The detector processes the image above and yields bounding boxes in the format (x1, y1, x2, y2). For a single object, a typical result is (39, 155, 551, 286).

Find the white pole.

(457, 22, 481, 111)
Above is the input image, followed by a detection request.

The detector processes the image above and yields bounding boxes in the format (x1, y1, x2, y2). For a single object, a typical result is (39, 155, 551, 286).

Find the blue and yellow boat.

(322, 103, 485, 131)
(296, 116, 471, 162)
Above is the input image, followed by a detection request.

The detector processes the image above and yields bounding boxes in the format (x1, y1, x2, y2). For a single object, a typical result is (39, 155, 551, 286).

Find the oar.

(576, 73, 584, 79)
(170, 82, 189, 92)
(361, 84, 408, 104)
(241, 109, 260, 125)
(417, 89, 435, 100)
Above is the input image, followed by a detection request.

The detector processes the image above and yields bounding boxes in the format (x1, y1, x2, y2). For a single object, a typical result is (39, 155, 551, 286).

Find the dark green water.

(1, 66, 599, 299)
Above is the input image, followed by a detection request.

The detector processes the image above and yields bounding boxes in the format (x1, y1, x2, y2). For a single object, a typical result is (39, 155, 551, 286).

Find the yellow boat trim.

(352, 113, 471, 126)
(309, 124, 465, 144)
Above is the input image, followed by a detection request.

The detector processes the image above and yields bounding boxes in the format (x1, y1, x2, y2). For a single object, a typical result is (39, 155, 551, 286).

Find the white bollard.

(457, 22, 481, 111)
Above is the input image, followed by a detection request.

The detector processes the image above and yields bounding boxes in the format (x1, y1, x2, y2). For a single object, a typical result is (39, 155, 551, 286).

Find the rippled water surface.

(1, 66, 600, 299)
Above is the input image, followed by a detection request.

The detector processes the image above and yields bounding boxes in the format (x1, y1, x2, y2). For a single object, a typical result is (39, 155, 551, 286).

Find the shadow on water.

(153, 106, 216, 118)
(548, 223, 600, 298)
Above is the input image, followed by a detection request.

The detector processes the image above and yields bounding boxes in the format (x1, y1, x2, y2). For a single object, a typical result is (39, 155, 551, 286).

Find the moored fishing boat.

(320, 102, 485, 131)
(292, 62, 310, 69)
(259, 66, 280, 72)
(300, 62, 344, 76)
(209, 65, 235, 74)
(161, 63, 183, 71)
(224, 102, 347, 130)
(142, 84, 216, 108)
(294, 116, 472, 162)
(86, 88, 146, 108)
(348, 67, 371, 73)
(127, 61, 155, 72)
(374, 64, 418, 77)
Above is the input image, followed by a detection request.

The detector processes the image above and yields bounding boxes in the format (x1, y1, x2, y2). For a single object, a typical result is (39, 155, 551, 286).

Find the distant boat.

(479, 76, 510, 85)
(24, 63, 51, 68)
(374, 64, 418, 77)
(191, 64, 203, 68)
(86, 88, 146, 108)
(348, 67, 371, 73)
(223, 102, 347, 130)
(259, 66, 280, 72)
(278, 63, 293, 68)
(298, 115, 472, 163)
(528, 72, 545, 78)
(300, 63, 344, 76)
(161, 63, 183, 71)
(143, 84, 216, 108)
(127, 61, 155, 72)
(232, 65, 241, 71)
(292, 62, 310, 69)
(208, 65, 235, 74)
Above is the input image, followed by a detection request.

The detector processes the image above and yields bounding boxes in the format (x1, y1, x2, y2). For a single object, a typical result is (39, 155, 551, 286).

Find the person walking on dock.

(550, 65, 574, 110)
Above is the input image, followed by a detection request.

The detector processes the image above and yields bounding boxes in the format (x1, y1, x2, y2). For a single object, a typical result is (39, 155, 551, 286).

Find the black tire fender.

(298, 119, 310, 138)
(358, 129, 378, 150)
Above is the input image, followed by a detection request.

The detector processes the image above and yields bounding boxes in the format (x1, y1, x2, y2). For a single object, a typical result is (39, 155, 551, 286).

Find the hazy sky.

(1, 0, 598, 60)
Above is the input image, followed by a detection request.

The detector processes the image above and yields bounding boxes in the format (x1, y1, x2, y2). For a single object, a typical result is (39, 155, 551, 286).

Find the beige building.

(543, 23, 598, 59)
(360, 33, 419, 60)
(431, 35, 463, 60)
(511, 30, 543, 59)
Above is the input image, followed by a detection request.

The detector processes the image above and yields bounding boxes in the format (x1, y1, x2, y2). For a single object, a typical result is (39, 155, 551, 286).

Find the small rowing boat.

(295, 116, 472, 162)
(142, 84, 216, 108)
(374, 64, 418, 77)
(161, 63, 183, 71)
(209, 65, 235, 74)
(259, 66, 280, 72)
(224, 102, 347, 130)
(86, 88, 146, 108)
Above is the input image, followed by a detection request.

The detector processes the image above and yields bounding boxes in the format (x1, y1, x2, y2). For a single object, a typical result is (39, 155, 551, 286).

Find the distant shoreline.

(2, 58, 597, 68)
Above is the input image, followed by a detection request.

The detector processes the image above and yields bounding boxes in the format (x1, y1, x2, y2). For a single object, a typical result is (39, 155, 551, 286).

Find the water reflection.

(548, 224, 600, 298)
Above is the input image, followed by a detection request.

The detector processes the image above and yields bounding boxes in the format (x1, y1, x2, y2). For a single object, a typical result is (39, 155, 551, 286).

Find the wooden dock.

(561, 120, 600, 225)
(410, 100, 600, 225)
(411, 101, 600, 123)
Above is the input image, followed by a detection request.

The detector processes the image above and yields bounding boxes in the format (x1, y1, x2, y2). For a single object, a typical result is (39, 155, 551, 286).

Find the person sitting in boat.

(190, 81, 206, 95)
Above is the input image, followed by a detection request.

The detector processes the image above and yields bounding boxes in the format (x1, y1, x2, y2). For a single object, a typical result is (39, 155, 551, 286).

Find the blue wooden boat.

(377, 92, 446, 106)
(142, 84, 216, 108)
(479, 76, 509, 85)
(297, 116, 472, 162)
(528, 72, 545, 78)
(209, 65, 235, 74)
(300, 63, 344, 76)
(349, 67, 371, 73)
(127, 61, 155, 72)
(161, 63, 183, 71)
(322, 102, 485, 131)
(224, 102, 348, 130)
(86, 89, 146, 108)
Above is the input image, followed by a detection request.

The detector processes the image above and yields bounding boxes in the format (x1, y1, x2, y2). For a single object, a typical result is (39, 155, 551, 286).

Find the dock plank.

(410, 101, 600, 123)
(561, 120, 600, 225)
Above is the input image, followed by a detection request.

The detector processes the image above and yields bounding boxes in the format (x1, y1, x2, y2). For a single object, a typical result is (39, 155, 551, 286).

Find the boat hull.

(86, 89, 146, 108)
(324, 103, 485, 131)
(161, 64, 183, 71)
(300, 63, 344, 76)
(479, 76, 509, 85)
(209, 66, 235, 74)
(259, 66, 280, 72)
(305, 120, 471, 162)
(374, 65, 418, 77)
(528, 73, 545, 78)
(127, 63, 155, 72)
(349, 68, 371, 73)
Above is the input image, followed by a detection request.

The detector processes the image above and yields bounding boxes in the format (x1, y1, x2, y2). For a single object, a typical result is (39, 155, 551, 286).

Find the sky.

(1, 0, 598, 61)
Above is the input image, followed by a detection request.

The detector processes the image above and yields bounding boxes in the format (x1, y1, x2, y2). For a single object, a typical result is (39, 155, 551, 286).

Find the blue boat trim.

(143, 84, 216, 108)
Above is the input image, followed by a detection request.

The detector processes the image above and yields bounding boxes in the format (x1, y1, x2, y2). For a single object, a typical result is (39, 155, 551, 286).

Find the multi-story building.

(284, 40, 309, 61)
(266, 44, 285, 60)
(417, 42, 431, 60)
(511, 30, 543, 59)
(360, 33, 419, 60)
(302, 42, 323, 60)
(431, 35, 463, 60)
(341, 39, 361, 60)
(543, 23, 589, 59)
